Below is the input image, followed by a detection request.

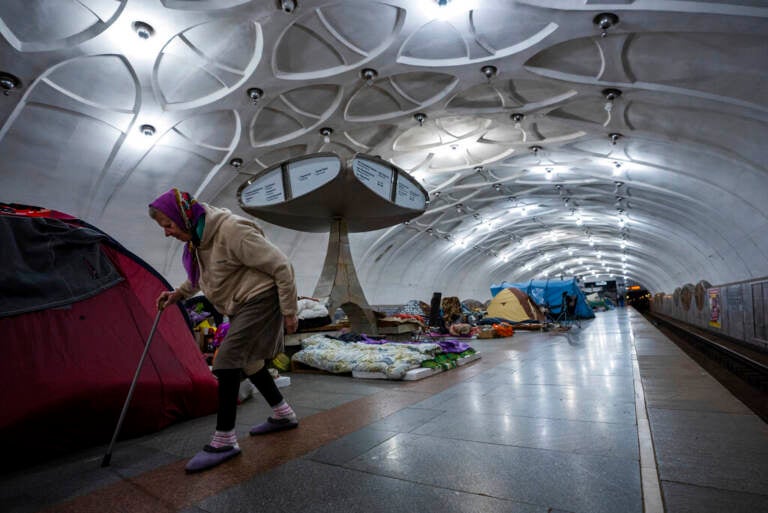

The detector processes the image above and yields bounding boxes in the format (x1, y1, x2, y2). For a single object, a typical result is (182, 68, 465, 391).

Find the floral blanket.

(292, 335, 441, 379)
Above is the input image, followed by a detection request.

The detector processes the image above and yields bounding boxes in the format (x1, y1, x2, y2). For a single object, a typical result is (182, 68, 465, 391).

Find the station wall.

(651, 278, 768, 353)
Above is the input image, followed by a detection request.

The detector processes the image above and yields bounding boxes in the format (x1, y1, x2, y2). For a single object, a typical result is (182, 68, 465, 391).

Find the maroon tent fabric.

(0, 204, 218, 467)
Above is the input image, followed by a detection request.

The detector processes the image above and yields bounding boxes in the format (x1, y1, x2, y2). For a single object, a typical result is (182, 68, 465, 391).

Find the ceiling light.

(529, 145, 542, 156)
(480, 65, 498, 82)
(0, 72, 22, 95)
(602, 88, 622, 113)
(280, 0, 297, 13)
(319, 127, 333, 143)
(593, 12, 619, 38)
(545, 167, 553, 180)
(413, 112, 427, 127)
(229, 158, 243, 168)
(360, 68, 378, 86)
(132, 21, 154, 40)
(603, 88, 622, 101)
(247, 87, 264, 105)
(140, 124, 155, 136)
(609, 133, 623, 145)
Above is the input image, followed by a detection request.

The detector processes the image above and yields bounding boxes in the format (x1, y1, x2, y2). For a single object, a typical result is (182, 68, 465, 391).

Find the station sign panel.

(352, 157, 393, 201)
(395, 173, 426, 210)
(287, 155, 341, 199)
(240, 167, 284, 206)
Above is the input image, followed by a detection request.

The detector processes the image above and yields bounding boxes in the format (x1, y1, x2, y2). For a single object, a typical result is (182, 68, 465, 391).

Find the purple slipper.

(249, 416, 299, 435)
(185, 444, 241, 473)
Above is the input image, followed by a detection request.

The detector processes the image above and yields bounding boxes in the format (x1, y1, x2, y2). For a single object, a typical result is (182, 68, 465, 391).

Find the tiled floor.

(2, 309, 766, 513)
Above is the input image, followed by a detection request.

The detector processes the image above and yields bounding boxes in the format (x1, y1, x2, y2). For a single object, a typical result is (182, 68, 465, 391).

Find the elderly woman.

(149, 188, 299, 473)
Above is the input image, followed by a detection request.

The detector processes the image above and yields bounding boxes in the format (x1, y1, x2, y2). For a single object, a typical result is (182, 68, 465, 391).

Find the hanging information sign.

(287, 155, 340, 199)
(352, 157, 393, 201)
(395, 173, 426, 210)
(240, 167, 284, 206)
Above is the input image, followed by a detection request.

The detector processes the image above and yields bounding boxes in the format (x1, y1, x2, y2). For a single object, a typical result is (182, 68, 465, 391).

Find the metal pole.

(101, 309, 163, 467)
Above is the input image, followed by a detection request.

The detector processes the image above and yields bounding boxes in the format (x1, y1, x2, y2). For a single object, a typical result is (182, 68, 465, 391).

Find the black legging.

(213, 366, 284, 431)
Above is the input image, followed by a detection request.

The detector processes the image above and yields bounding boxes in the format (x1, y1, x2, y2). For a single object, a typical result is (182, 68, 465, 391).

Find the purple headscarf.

(149, 188, 206, 287)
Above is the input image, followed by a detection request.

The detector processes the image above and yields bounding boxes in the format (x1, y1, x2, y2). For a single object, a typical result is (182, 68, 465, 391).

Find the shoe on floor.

(185, 444, 241, 473)
(249, 416, 299, 435)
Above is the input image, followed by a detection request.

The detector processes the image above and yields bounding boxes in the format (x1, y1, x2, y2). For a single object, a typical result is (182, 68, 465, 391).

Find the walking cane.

(101, 308, 164, 467)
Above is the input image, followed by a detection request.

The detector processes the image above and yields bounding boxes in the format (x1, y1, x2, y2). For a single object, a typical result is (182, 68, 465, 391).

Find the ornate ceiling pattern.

(1, 0, 767, 303)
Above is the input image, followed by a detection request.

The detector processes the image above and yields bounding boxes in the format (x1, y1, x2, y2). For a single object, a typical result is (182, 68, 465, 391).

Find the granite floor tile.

(0, 444, 178, 513)
(648, 408, 768, 494)
(344, 433, 642, 513)
(195, 459, 549, 513)
(661, 480, 768, 513)
(485, 382, 636, 403)
(366, 406, 445, 432)
(305, 426, 398, 465)
(411, 411, 639, 459)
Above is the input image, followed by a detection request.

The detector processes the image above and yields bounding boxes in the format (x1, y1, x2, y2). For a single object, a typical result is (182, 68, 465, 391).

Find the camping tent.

(0, 203, 218, 468)
(490, 278, 595, 319)
(486, 287, 545, 323)
(586, 292, 612, 310)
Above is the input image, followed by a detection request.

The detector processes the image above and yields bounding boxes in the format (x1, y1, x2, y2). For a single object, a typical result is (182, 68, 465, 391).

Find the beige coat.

(177, 205, 297, 317)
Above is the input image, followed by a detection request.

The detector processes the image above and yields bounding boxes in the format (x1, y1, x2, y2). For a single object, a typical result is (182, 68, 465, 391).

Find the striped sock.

(272, 400, 296, 420)
(210, 429, 238, 449)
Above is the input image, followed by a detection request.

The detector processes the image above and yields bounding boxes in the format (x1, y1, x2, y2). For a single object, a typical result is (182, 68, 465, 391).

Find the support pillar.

(313, 218, 378, 334)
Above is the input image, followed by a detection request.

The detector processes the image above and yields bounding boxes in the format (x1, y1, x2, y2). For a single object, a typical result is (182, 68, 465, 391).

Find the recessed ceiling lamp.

(139, 124, 155, 136)
(319, 126, 333, 143)
(229, 158, 243, 168)
(413, 112, 427, 127)
(246, 87, 264, 105)
(480, 65, 498, 82)
(511, 113, 524, 128)
(593, 12, 619, 38)
(360, 68, 378, 86)
(530, 145, 542, 156)
(609, 133, 623, 145)
(132, 21, 154, 40)
(545, 167, 553, 180)
(279, 0, 297, 13)
(603, 88, 622, 102)
(0, 71, 21, 96)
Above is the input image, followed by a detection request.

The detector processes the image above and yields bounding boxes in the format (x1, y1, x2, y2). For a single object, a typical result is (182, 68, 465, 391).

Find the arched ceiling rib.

(1, 0, 767, 303)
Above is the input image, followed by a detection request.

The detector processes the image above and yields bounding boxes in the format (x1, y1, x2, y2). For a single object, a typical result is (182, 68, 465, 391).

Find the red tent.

(0, 203, 218, 468)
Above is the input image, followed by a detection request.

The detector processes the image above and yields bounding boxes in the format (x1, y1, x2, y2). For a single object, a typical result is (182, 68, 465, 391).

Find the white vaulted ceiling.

(1, 0, 767, 303)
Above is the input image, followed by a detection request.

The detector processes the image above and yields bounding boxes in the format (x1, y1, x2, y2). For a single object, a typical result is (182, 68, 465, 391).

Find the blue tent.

(490, 279, 595, 319)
